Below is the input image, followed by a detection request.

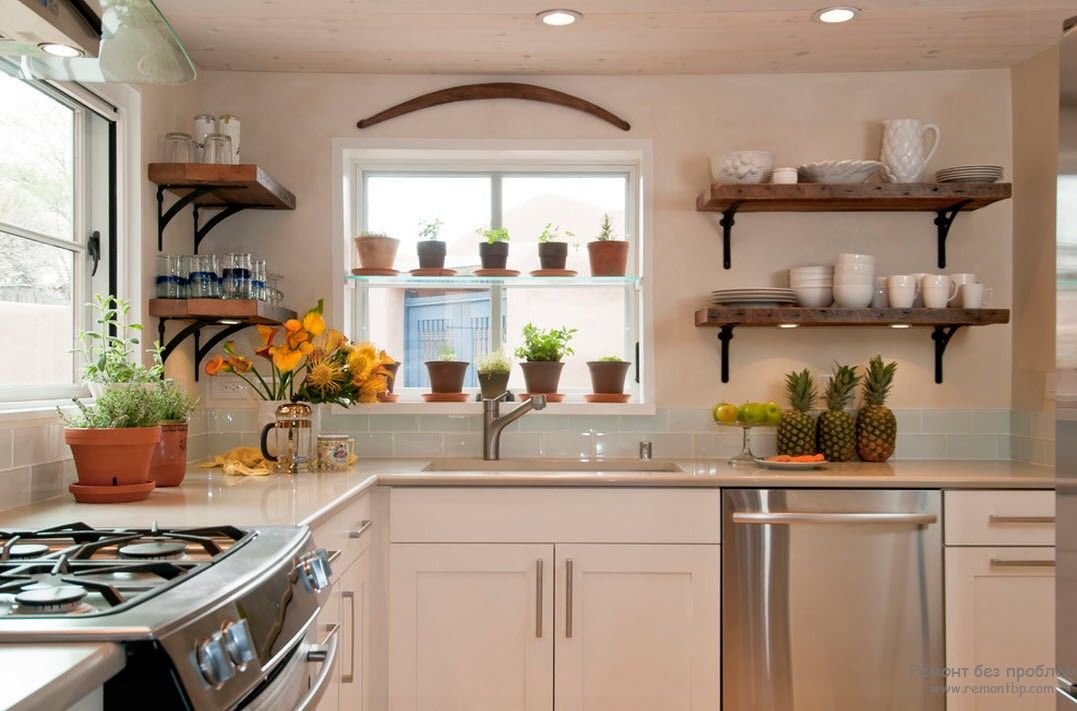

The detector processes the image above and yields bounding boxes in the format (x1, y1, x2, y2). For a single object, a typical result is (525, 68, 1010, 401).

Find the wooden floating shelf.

(694, 306, 1010, 384)
(695, 182, 1012, 270)
(149, 298, 297, 324)
(148, 163, 296, 210)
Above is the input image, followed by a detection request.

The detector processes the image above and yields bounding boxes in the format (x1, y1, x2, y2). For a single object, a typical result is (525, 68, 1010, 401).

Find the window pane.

(366, 175, 492, 271)
(0, 233, 74, 385)
(0, 73, 75, 240)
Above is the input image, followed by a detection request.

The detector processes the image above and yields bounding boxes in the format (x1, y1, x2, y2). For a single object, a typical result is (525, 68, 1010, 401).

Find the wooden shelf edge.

(149, 298, 297, 324)
(696, 182, 1012, 213)
(694, 307, 1010, 327)
(148, 162, 296, 210)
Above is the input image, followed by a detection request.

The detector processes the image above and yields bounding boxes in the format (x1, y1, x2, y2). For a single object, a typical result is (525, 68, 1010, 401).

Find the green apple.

(763, 402, 782, 426)
(713, 402, 738, 424)
(739, 402, 764, 425)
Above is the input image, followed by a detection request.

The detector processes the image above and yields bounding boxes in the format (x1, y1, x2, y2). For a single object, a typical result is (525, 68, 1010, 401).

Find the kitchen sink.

(423, 458, 683, 472)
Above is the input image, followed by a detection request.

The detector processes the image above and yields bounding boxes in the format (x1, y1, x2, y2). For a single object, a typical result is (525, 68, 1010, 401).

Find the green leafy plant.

(76, 295, 163, 385)
(514, 323, 576, 362)
(476, 349, 512, 375)
(418, 218, 443, 241)
(476, 227, 510, 244)
(595, 214, 617, 241)
(537, 223, 575, 244)
(156, 379, 199, 422)
(598, 355, 626, 362)
(358, 230, 390, 239)
(59, 386, 164, 429)
(437, 343, 458, 361)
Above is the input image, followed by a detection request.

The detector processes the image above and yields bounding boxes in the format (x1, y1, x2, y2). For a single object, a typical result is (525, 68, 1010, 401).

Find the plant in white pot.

(76, 295, 162, 396)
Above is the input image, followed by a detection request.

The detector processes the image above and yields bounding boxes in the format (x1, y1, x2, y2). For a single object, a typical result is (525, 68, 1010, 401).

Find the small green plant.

(476, 227, 510, 244)
(418, 218, 443, 241)
(537, 223, 575, 244)
(595, 214, 617, 241)
(156, 379, 199, 422)
(358, 230, 389, 239)
(598, 355, 626, 362)
(437, 343, 458, 361)
(476, 349, 512, 375)
(76, 295, 163, 385)
(59, 386, 164, 429)
(514, 323, 576, 362)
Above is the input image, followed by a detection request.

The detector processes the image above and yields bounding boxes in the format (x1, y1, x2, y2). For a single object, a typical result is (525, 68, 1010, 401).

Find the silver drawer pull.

(535, 559, 543, 638)
(327, 549, 342, 565)
(732, 512, 937, 526)
(988, 515, 1055, 525)
(989, 558, 1055, 568)
(348, 520, 373, 539)
(565, 559, 574, 639)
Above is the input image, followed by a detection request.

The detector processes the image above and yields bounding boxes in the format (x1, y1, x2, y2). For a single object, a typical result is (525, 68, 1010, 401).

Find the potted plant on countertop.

(423, 344, 470, 402)
(587, 213, 629, 277)
(515, 323, 576, 402)
(77, 295, 162, 397)
(476, 227, 511, 272)
(476, 349, 512, 400)
(585, 355, 631, 403)
(536, 223, 575, 272)
(353, 230, 400, 273)
(416, 218, 446, 270)
(149, 379, 199, 487)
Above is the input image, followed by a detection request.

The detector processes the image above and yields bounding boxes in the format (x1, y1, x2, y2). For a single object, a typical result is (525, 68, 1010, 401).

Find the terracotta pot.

(354, 236, 400, 270)
(65, 426, 162, 487)
(587, 361, 631, 394)
(384, 361, 401, 393)
(587, 241, 629, 277)
(425, 361, 469, 393)
(479, 241, 509, 269)
(538, 242, 568, 270)
(149, 422, 188, 487)
(478, 371, 511, 400)
(417, 241, 447, 269)
(520, 361, 565, 394)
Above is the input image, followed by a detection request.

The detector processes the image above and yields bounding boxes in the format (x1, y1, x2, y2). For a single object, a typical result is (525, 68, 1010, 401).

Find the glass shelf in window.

(346, 274, 641, 289)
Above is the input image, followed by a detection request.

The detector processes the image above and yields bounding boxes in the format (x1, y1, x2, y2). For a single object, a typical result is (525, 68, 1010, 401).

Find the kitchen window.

(342, 143, 651, 406)
(0, 65, 115, 401)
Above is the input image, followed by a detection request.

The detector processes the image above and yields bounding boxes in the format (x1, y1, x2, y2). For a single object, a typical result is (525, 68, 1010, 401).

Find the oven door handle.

(732, 512, 937, 526)
(294, 623, 341, 711)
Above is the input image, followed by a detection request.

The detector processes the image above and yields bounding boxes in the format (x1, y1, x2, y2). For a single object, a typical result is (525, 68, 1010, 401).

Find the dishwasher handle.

(732, 511, 937, 526)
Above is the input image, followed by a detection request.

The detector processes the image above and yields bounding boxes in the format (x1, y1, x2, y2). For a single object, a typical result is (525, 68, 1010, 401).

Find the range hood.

(0, 0, 195, 84)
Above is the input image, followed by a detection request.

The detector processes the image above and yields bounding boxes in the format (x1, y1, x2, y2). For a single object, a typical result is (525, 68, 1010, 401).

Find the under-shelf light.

(218, 319, 242, 325)
(778, 323, 799, 329)
(890, 324, 911, 329)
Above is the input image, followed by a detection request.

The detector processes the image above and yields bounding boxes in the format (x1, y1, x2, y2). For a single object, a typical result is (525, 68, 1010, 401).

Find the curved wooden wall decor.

(356, 82, 631, 131)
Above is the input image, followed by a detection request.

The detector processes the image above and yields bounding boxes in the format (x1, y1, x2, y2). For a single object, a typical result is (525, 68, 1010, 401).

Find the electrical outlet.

(210, 377, 249, 400)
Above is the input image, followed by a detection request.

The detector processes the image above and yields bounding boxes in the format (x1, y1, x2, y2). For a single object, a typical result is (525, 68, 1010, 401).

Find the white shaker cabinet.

(553, 544, 720, 711)
(388, 543, 555, 711)
(339, 547, 371, 711)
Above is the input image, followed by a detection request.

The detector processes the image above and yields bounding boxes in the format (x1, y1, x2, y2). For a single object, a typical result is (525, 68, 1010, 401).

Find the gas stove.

(0, 522, 336, 710)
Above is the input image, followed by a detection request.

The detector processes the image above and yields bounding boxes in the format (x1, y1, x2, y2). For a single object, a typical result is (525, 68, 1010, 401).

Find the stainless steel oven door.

(241, 621, 340, 711)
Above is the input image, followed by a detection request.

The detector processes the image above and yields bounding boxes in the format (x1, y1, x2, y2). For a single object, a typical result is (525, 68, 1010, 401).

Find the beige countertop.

(1, 642, 125, 711)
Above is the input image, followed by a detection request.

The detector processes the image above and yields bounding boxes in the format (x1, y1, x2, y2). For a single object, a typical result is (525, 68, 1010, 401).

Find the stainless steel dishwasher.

(722, 489, 944, 710)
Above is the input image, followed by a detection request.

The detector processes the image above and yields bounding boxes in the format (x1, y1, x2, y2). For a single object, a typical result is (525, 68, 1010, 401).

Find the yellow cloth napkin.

(200, 446, 271, 476)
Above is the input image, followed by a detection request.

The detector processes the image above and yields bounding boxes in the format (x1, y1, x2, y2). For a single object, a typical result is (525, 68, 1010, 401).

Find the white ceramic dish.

(798, 160, 884, 184)
(793, 286, 833, 307)
(833, 283, 874, 307)
(836, 253, 875, 265)
(711, 150, 776, 184)
(754, 458, 830, 471)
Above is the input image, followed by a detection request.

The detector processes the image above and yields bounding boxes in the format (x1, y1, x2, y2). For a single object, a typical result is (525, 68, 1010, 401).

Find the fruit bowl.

(712, 402, 782, 466)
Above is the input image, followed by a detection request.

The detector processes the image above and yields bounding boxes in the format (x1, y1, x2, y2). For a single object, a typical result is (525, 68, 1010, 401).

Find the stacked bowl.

(789, 266, 833, 307)
(833, 253, 875, 307)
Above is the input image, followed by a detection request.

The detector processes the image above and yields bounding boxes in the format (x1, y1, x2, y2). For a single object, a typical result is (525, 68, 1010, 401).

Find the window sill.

(329, 401, 656, 417)
(0, 398, 82, 424)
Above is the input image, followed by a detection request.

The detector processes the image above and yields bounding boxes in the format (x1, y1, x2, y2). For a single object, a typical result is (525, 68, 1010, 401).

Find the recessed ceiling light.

(38, 42, 83, 58)
(537, 9, 581, 26)
(812, 6, 860, 24)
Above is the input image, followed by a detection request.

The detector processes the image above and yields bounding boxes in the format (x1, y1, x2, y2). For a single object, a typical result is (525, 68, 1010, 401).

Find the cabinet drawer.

(390, 488, 720, 543)
(313, 492, 373, 576)
(944, 490, 1054, 546)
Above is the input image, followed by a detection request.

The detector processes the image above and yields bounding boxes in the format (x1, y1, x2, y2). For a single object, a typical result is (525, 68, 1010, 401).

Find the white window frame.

(332, 138, 655, 415)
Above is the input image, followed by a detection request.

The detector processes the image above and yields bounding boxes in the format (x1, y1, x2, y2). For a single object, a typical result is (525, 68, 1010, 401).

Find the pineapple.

(816, 363, 860, 461)
(777, 369, 818, 456)
(856, 355, 898, 462)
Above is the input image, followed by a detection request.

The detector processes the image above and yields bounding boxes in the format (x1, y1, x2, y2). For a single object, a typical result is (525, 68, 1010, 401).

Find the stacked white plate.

(711, 288, 796, 306)
(935, 165, 1003, 183)
(789, 266, 833, 307)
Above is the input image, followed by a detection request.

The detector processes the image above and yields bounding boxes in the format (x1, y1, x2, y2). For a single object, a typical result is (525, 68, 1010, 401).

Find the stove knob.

(221, 619, 256, 670)
(196, 633, 235, 687)
(296, 548, 332, 592)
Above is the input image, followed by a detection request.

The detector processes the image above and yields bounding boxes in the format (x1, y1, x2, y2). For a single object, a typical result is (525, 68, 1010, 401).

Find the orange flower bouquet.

(204, 299, 396, 406)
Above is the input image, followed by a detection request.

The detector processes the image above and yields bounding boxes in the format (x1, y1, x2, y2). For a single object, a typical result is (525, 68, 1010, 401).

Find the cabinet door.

(389, 543, 554, 711)
(945, 547, 1055, 711)
(317, 581, 342, 711)
(339, 548, 370, 711)
(554, 544, 720, 711)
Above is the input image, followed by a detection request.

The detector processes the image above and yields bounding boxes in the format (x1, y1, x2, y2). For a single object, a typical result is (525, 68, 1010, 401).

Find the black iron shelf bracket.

(157, 185, 213, 250)
(933, 199, 972, 269)
(717, 325, 735, 383)
(717, 202, 741, 270)
(931, 325, 963, 385)
(158, 318, 254, 382)
(193, 204, 245, 254)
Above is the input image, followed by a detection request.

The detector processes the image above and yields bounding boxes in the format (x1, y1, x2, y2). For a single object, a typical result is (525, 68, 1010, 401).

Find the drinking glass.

(187, 254, 220, 298)
(164, 132, 196, 163)
(222, 252, 253, 299)
(202, 134, 233, 165)
(252, 259, 267, 301)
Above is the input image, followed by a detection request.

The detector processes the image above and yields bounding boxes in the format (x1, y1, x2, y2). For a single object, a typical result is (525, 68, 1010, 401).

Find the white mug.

(888, 275, 916, 308)
(922, 275, 959, 308)
(960, 282, 992, 309)
(950, 273, 977, 287)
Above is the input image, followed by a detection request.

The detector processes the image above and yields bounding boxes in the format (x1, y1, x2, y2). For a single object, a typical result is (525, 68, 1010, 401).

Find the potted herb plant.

(587, 355, 631, 395)
(515, 323, 576, 395)
(354, 230, 400, 271)
(537, 223, 575, 271)
(476, 349, 512, 400)
(425, 344, 470, 394)
(416, 218, 446, 270)
(587, 214, 629, 277)
(148, 379, 199, 487)
(476, 227, 510, 269)
(77, 295, 162, 396)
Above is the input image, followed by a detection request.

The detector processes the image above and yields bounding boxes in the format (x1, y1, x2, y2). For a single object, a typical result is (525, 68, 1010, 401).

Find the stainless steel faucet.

(482, 395, 547, 460)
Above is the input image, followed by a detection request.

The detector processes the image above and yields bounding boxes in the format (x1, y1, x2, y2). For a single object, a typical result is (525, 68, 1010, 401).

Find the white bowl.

(791, 278, 833, 287)
(794, 286, 834, 307)
(836, 253, 875, 265)
(798, 160, 884, 184)
(790, 266, 833, 276)
(710, 150, 776, 184)
(833, 283, 874, 308)
(834, 277, 875, 288)
(835, 264, 874, 275)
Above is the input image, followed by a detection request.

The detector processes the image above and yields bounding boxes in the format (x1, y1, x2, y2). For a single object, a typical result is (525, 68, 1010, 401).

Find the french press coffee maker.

(259, 402, 313, 473)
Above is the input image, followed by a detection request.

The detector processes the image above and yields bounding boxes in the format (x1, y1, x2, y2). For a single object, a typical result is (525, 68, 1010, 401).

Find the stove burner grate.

(118, 541, 188, 559)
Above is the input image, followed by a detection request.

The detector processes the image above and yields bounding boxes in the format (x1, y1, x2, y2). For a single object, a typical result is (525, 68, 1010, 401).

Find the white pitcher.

(880, 119, 941, 183)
